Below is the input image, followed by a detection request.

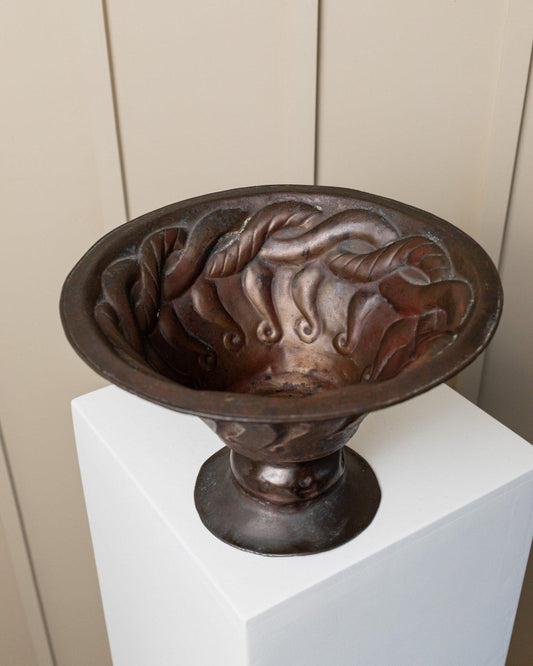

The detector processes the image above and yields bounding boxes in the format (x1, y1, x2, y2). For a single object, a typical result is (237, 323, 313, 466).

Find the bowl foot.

(194, 447, 381, 556)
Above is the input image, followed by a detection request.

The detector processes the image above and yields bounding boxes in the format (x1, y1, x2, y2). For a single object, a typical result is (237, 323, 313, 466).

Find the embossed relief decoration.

(95, 200, 473, 396)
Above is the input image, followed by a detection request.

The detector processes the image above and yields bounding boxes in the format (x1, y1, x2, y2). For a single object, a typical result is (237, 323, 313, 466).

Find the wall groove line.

(0, 421, 55, 666)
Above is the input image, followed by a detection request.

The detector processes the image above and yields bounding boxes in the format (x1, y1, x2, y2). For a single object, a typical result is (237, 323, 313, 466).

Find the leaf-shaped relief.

(92, 199, 474, 390)
(371, 317, 418, 381)
(416, 309, 448, 337)
(328, 236, 451, 284)
(371, 308, 461, 382)
(98, 257, 144, 355)
(379, 274, 472, 328)
(333, 291, 383, 356)
(155, 304, 216, 372)
(94, 300, 150, 369)
(205, 201, 322, 278)
(131, 227, 187, 333)
(292, 266, 324, 343)
(209, 417, 360, 462)
(142, 338, 198, 386)
(413, 330, 457, 361)
(261, 208, 399, 264)
(242, 263, 282, 344)
(190, 279, 245, 351)
(162, 208, 248, 300)
(94, 225, 217, 375)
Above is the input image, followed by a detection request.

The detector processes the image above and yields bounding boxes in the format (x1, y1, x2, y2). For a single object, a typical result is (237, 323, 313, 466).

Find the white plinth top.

(73, 383, 533, 623)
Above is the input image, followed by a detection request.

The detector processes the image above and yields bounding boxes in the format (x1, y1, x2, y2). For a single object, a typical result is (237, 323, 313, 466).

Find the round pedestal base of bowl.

(194, 447, 381, 556)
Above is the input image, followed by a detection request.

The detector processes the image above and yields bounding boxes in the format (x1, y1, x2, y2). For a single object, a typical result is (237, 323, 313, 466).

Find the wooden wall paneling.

(479, 43, 533, 666)
(1, 0, 117, 663)
(104, 0, 319, 219)
(2, 1, 320, 664)
(316, 1, 533, 405)
(75, 0, 128, 230)
(456, 0, 533, 401)
(0, 427, 50, 666)
(479, 48, 533, 443)
(316, 0, 507, 239)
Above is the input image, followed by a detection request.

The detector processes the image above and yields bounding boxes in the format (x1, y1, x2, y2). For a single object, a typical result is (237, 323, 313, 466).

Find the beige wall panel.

(0, 518, 37, 666)
(479, 51, 533, 666)
(454, 0, 533, 402)
(476, 0, 533, 265)
(1, 1, 115, 664)
(1, 426, 53, 666)
(105, 0, 319, 219)
(317, 0, 506, 238)
(479, 61, 533, 444)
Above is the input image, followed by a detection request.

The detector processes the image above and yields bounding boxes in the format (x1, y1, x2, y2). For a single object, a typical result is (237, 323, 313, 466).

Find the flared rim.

(60, 184, 503, 422)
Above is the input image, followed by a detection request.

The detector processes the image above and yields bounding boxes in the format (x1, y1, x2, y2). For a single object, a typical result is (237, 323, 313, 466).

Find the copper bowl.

(60, 185, 502, 555)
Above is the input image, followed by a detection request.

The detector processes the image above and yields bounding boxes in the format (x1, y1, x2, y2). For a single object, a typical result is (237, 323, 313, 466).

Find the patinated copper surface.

(60, 185, 502, 555)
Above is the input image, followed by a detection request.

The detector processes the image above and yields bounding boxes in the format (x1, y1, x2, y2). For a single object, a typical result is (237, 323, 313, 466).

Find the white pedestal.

(72, 385, 533, 666)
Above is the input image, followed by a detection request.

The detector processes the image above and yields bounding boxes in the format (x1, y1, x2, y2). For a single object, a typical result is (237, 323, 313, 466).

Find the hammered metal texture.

(61, 185, 502, 554)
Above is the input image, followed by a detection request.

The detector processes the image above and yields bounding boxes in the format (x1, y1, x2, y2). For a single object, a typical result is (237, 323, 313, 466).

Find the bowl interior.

(61, 186, 502, 419)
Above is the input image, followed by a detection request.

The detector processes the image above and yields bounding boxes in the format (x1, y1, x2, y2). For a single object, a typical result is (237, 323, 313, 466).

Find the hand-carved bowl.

(61, 185, 502, 555)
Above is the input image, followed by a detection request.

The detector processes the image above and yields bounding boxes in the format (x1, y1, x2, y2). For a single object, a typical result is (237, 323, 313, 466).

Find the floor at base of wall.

(507, 543, 533, 665)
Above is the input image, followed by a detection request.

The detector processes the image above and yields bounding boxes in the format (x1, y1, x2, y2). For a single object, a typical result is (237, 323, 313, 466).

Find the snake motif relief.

(94, 201, 473, 391)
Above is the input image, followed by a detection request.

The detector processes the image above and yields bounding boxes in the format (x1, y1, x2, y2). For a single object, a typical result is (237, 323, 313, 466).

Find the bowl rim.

(60, 184, 503, 423)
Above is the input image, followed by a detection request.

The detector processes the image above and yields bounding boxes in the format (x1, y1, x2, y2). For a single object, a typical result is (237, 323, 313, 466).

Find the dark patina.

(60, 185, 502, 555)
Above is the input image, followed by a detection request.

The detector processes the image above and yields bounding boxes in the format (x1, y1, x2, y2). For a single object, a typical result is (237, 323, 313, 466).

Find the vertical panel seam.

(313, 0, 322, 186)
(101, 0, 130, 220)
(478, 43, 533, 405)
(0, 421, 56, 666)
(495, 44, 533, 272)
